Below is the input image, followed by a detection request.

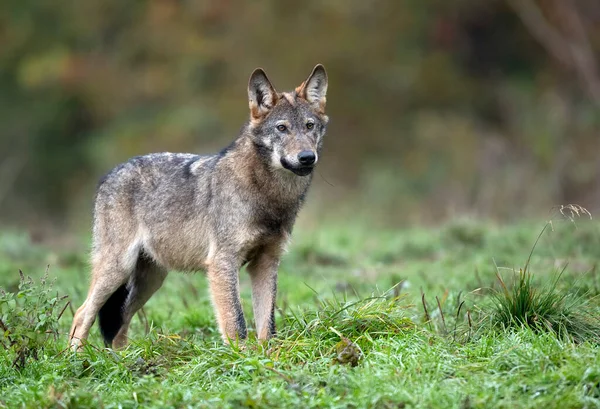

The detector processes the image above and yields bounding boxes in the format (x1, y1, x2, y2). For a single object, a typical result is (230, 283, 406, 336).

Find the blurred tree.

(0, 0, 598, 230)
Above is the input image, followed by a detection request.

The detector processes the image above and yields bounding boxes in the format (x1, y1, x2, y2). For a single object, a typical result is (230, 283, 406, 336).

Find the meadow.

(1, 214, 600, 409)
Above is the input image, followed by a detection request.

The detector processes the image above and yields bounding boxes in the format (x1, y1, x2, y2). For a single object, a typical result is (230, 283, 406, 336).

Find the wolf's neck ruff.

(214, 134, 311, 236)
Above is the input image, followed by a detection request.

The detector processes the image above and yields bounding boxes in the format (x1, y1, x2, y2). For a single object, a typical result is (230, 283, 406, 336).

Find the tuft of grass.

(489, 268, 600, 343)
(488, 213, 600, 344)
(267, 292, 416, 366)
(283, 292, 416, 341)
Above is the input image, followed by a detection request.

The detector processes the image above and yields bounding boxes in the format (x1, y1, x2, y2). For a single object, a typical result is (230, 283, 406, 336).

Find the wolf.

(68, 64, 329, 349)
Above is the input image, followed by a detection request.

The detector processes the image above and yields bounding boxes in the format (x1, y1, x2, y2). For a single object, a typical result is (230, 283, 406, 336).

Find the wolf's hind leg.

(112, 254, 168, 349)
(69, 255, 134, 350)
(247, 252, 279, 340)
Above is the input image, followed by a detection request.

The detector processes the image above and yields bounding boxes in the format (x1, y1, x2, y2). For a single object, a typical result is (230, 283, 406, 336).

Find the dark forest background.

(1, 0, 599, 236)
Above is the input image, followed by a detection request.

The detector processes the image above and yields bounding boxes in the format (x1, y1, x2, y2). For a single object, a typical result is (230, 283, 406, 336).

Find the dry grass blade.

(558, 204, 592, 222)
(56, 300, 70, 322)
(453, 301, 465, 343)
(436, 296, 447, 335)
(421, 289, 432, 331)
(467, 310, 473, 342)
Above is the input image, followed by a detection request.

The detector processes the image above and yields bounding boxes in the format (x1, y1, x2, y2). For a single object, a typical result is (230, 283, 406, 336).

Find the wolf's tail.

(98, 284, 129, 346)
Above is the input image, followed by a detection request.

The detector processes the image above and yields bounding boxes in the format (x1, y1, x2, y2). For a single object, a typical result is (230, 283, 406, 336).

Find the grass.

(1, 217, 600, 408)
(489, 267, 600, 344)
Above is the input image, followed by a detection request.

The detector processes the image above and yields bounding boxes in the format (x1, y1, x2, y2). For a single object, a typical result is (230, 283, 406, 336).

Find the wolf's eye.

(306, 122, 314, 130)
(276, 124, 287, 132)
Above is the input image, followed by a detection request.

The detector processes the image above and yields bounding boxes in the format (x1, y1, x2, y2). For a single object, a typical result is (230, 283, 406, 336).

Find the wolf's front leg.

(207, 260, 247, 343)
(247, 253, 279, 340)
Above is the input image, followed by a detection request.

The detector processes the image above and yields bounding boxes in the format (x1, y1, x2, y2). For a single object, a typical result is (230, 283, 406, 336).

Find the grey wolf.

(68, 64, 329, 349)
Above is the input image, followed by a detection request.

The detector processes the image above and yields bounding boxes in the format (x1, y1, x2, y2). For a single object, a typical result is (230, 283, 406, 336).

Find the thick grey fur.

(69, 64, 329, 348)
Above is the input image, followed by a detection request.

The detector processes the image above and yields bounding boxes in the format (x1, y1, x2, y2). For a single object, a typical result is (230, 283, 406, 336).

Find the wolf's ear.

(248, 68, 278, 122)
(297, 64, 328, 113)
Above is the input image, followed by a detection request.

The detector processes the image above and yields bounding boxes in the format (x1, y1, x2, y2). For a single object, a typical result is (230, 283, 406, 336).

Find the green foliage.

(278, 293, 415, 362)
(1, 221, 600, 408)
(489, 268, 600, 343)
(0, 269, 69, 369)
(486, 216, 600, 343)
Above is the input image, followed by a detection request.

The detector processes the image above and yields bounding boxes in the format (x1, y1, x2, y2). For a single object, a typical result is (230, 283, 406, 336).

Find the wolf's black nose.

(298, 150, 316, 165)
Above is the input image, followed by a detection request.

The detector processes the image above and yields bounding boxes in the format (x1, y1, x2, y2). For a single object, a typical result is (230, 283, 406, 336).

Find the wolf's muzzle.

(280, 156, 315, 176)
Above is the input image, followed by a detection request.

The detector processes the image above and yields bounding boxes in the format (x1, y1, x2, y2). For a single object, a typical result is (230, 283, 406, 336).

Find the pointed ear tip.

(311, 64, 327, 79)
(249, 67, 263, 76)
(248, 68, 272, 91)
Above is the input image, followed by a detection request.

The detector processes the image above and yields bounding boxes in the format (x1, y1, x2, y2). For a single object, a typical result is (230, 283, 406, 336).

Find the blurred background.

(0, 0, 599, 237)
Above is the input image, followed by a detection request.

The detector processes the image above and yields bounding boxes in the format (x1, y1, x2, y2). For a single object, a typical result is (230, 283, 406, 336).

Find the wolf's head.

(246, 65, 329, 177)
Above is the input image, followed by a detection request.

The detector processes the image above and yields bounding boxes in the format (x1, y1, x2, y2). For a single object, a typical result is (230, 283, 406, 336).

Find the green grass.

(489, 267, 600, 344)
(1, 218, 600, 408)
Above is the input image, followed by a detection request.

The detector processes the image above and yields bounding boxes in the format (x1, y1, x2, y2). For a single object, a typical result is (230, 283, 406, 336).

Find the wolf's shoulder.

(96, 152, 214, 189)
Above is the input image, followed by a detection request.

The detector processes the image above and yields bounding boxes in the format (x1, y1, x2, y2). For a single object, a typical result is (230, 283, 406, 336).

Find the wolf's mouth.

(290, 167, 313, 176)
(280, 158, 314, 176)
